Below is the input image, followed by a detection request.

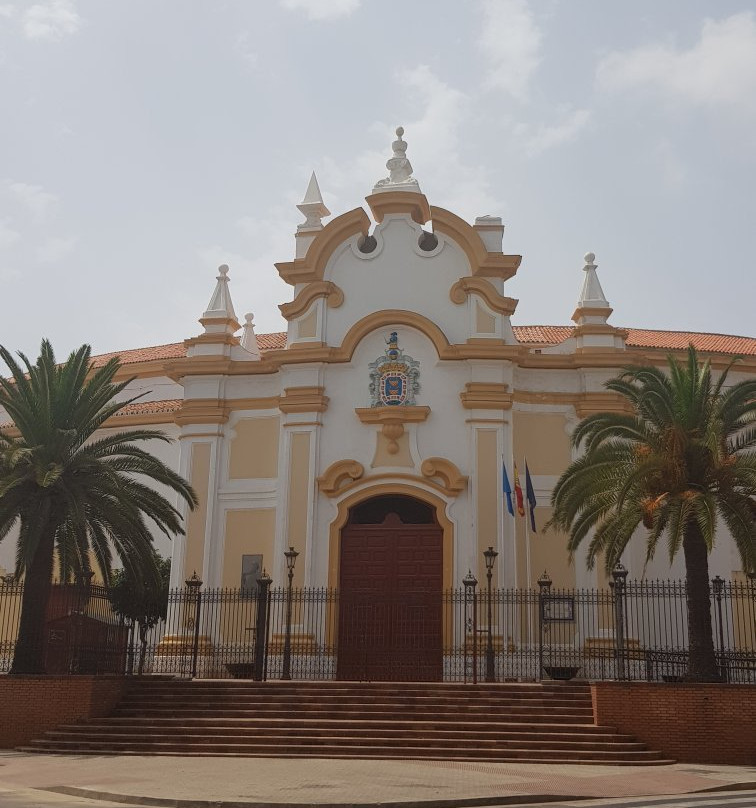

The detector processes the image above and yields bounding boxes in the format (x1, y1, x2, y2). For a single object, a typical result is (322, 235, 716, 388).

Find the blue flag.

(502, 463, 514, 516)
(525, 461, 537, 533)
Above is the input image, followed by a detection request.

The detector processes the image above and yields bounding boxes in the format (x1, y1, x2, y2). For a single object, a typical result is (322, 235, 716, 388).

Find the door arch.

(337, 494, 443, 681)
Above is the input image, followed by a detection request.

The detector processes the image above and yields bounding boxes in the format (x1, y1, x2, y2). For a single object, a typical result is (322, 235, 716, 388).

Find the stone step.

(21, 739, 671, 763)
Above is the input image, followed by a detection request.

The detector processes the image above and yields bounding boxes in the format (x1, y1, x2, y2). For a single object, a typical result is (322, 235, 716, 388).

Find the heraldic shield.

(368, 332, 420, 407)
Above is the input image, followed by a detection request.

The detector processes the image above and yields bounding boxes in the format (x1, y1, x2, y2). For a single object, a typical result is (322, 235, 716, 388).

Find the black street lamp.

(610, 562, 628, 680)
(281, 547, 299, 680)
(483, 546, 498, 683)
(462, 569, 478, 684)
(537, 570, 552, 680)
(185, 571, 203, 679)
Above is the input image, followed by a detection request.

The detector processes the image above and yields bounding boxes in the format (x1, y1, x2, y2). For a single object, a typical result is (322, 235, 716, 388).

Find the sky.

(1, 0, 755, 363)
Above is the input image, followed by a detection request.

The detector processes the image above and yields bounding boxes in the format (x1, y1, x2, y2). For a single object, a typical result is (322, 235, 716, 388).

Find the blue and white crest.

(368, 332, 420, 407)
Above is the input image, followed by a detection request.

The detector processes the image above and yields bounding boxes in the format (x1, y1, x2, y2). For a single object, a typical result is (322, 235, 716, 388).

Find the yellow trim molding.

(279, 386, 329, 414)
(460, 382, 512, 410)
(279, 281, 345, 321)
(317, 459, 365, 496)
(449, 277, 518, 316)
(420, 457, 468, 495)
(365, 191, 431, 225)
(431, 206, 521, 280)
(355, 405, 430, 454)
(275, 208, 370, 286)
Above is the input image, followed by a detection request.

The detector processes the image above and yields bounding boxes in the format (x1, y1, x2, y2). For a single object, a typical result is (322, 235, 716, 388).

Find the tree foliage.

(0, 340, 197, 673)
(110, 553, 171, 675)
(548, 347, 756, 681)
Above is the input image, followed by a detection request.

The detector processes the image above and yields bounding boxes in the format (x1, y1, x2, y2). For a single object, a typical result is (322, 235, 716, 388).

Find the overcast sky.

(1, 0, 754, 363)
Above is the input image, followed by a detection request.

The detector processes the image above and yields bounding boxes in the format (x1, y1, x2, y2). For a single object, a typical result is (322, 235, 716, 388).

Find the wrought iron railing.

(1, 576, 754, 682)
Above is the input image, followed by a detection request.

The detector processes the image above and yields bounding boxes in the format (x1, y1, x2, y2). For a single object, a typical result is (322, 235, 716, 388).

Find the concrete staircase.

(22, 679, 672, 763)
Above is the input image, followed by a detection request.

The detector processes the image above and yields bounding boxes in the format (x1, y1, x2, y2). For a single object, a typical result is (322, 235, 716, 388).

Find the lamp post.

(462, 569, 478, 684)
(611, 562, 628, 680)
(712, 575, 726, 682)
(281, 547, 299, 680)
(185, 571, 203, 679)
(483, 546, 498, 683)
(537, 570, 552, 681)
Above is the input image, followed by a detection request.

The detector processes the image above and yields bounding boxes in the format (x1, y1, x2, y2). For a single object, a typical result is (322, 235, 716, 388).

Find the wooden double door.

(337, 498, 443, 681)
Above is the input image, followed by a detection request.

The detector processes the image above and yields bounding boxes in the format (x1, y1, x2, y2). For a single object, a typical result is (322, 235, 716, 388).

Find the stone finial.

(577, 252, 610, 309)
(297, 172, 330, 232)
(239, 312, 261, 359)
(200, 264, 240, 336)
(373, 126, 421, 194)
(571, 251, 626, 351)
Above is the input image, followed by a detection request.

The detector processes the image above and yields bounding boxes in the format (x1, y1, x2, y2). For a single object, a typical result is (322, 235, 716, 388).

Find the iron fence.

(1, 576, 754, 682)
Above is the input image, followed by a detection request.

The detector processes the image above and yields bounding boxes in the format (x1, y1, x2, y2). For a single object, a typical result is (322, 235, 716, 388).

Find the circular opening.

(358, 235, 377, 254)
(418, 231, 438, 252)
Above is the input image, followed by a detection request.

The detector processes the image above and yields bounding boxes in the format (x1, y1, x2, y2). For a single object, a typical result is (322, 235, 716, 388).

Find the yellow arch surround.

(327, 482, 456, 592)
(337, 309, 456, 361)
(275, 208, 370, 286)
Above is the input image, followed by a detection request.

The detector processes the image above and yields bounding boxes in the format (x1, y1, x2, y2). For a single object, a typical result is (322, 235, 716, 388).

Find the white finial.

(577, 251, 609, 308)
(201, 264, 239, 335)
(372, 125, 421, 194)
(297, 172, 330, 232)
(584, 252, 596, 267)
(240, 312, 261, 359)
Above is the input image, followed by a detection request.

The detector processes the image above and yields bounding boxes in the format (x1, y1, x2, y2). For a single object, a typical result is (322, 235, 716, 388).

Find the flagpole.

(506, 453, 518, 590)
(524, 456, 532, 591)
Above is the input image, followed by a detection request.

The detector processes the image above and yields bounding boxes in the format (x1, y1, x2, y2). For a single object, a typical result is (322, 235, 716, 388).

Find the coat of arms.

(368, 332, 420, 407)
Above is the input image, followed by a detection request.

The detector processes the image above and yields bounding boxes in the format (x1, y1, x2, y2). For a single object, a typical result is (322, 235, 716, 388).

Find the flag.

(513, 464, 525, 517)
(525, 460, 537, 533)
(502, 463, 514, 516)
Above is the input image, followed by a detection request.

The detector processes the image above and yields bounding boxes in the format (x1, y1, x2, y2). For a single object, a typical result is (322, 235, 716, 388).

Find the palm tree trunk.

(10, 529, 55, 674)
(682, 523, 720, 682)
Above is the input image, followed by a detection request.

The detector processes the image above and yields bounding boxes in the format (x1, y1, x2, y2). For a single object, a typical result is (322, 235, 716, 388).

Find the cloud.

(23, 0, 81, 41)
(0, 219, 20, 250)
(519, 107, 592, 157)
(478, 0, 542, 101)
(597, 12, 756, 112)
(234, 31, 258, 69)
(279, 0, 360, 22)
(0, 5, 15, 19)
(36, 235, 77, 263)
(7, 181, 58, 221)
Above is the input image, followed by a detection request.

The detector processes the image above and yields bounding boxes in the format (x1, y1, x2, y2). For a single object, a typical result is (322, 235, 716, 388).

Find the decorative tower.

(186, 264, 241, 358)
(571, 252, 627, 351)
(239, 312, 261, 360)
(295, 172, 330, 259)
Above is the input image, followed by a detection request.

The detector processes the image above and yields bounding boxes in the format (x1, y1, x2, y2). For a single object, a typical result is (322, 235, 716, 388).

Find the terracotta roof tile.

(113, 399, 183, 417)
(86, 327, 756, 367)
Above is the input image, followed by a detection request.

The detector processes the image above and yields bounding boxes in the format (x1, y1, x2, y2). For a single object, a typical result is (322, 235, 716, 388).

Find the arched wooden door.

(337, 495, 443, 681)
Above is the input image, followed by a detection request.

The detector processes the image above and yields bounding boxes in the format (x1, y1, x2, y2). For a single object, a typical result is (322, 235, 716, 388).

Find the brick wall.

(591, 682, 756, 765)
(0, 676, 128, 748)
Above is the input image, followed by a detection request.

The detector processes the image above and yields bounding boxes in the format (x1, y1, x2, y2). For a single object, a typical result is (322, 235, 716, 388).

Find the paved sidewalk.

(0, 752, 754, 807)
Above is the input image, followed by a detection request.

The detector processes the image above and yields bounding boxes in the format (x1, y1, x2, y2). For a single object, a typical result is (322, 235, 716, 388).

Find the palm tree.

(548, 346, 756, 682)
(0, 340, 197, 674)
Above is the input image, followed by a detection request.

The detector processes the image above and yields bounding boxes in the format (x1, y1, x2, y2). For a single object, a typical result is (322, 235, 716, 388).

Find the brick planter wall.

(591, 681, 756, 765)
(0, 675, 128, 748)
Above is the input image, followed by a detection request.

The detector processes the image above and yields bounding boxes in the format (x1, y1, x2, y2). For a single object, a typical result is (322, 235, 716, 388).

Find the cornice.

(174, 398, 230, 426)
(365, 191, 431, 225)
(275, 207, 370, 286)
(460, 382, 512, 410)
(278, 281, 345, 321)
(279, 385, 329, 413)
(449, 277, 518, 316)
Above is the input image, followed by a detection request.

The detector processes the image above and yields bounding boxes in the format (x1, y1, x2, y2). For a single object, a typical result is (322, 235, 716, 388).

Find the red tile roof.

(113, 399, 183, 417)
(89, 326, 756, 367)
